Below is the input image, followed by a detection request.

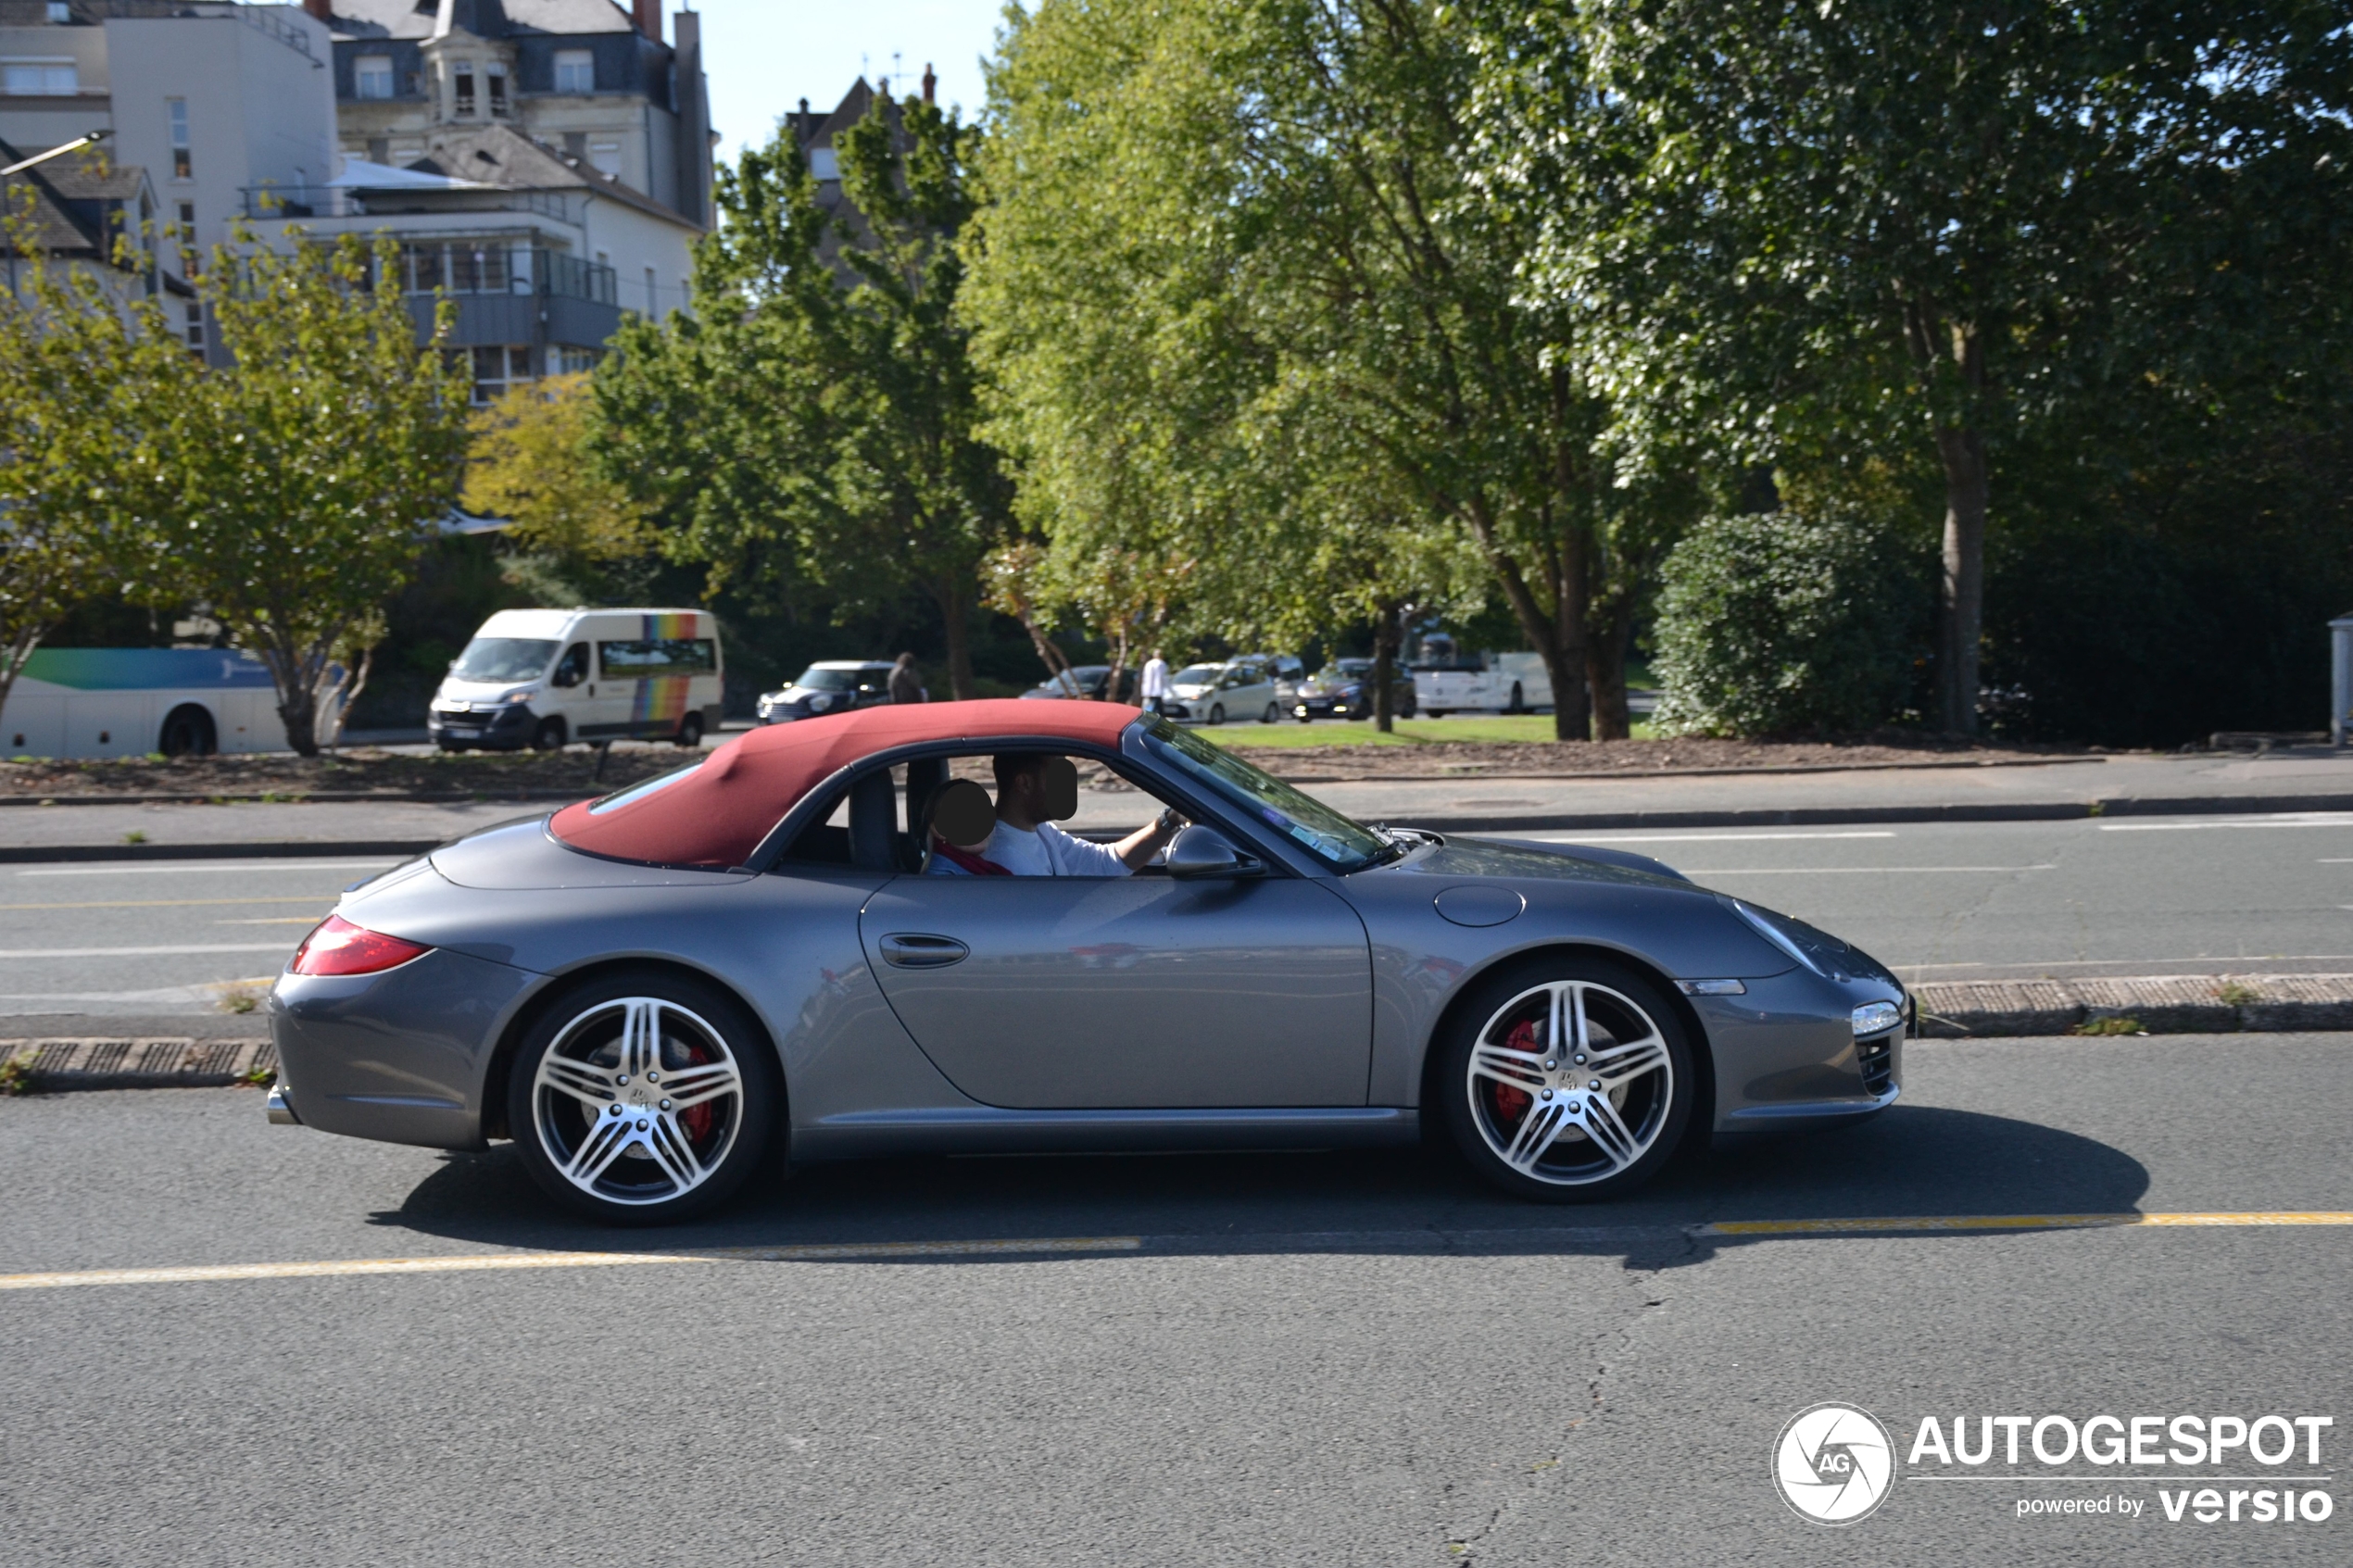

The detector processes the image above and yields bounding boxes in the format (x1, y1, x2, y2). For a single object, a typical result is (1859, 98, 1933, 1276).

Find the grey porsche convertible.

(268, 700, 1907, 1223)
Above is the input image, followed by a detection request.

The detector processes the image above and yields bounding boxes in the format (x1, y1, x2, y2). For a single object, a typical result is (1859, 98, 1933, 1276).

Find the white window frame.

(587, 141, 622, 179)
(553, 49, 594, 94)
(485, 59, 509, 118)
(167, 97, 191, 179)
(354, 56, 394, 100)
(2, 58, 79, 95)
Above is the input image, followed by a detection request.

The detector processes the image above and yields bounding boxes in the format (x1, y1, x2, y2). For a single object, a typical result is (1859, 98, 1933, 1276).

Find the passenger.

(926, 754, 1183, 875)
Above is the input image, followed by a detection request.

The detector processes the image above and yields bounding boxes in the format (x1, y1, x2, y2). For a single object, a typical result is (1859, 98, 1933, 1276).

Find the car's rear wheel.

(509, 972, 779, 1224)
(1437, 957, 1693, 1202)
(1262, 702, 1279, 723)
(675, 713, 704, 748)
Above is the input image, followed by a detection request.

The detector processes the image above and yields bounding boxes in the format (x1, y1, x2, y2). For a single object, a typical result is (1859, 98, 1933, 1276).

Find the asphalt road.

(6, 813, 2353, 1037)
(0, 1033, 2346, 1565)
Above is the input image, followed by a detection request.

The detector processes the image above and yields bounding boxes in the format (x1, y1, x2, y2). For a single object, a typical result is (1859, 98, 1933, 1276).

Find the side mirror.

(1165, 824, 1265, 880)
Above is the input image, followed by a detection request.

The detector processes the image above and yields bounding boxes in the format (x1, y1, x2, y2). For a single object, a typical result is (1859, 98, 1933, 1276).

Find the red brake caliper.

(677, 1041, 719, 1144)
(1491, 1017, 1541, 1124)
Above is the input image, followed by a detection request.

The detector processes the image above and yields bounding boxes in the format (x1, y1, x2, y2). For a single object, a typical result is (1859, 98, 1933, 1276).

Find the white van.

(429, 608, 724, 752)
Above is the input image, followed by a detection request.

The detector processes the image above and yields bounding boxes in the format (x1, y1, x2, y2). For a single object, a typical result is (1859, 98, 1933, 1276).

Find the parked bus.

(0, 647, 329, 759)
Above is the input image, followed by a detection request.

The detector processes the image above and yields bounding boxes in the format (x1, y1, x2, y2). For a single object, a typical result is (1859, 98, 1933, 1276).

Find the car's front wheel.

(509, 972, 779, 1224)
(1208, 703, 1225, 725)
(1437, 957, 1693, 1201)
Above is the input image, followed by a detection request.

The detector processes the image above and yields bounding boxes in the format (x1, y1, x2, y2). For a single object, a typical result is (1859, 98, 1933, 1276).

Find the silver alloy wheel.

(1464, 979, 1675, 1185)
(530, 997, 746, 1207)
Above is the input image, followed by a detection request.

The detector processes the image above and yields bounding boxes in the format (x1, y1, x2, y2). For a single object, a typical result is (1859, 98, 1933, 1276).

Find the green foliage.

(598, 92, 1007, 697)
(0, 189, 192, 721)
(1652, 510, 1928, 737)
(122, 233, 470, 754)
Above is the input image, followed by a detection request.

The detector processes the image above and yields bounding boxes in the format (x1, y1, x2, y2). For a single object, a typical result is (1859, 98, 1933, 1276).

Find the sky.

(684, 1, 1010, 166)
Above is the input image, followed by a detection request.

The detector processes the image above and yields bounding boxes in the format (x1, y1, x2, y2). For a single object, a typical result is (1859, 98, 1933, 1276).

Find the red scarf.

(930, 836, 1011, 876)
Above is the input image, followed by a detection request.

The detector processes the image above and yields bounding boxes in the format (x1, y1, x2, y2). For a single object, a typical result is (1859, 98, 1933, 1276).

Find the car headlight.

(505, 688, 537, 704)
(1852, 999, 1903, 1036)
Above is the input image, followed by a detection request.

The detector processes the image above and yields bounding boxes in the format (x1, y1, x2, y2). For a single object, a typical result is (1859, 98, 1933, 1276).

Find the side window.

(549, 643, 589, 687)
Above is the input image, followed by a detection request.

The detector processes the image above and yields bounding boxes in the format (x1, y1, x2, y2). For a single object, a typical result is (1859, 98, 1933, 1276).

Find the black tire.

(1506, 683, 1525, 715)
(1261, 702, 1279, 723)
(675, 713, 704, 748)
(157, 704, 217, 758)
(1208, 703, 1225, 725)
(532, 716, 567, 752)
(1436, 955, 1694, 1203)
(507, 969, 781, 1225)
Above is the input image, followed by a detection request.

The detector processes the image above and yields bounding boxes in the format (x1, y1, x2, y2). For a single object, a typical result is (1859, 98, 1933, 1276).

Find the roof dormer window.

(486, 61, 509, 118)
(355, 56, 393, 99)
(452, 61, 475, 117)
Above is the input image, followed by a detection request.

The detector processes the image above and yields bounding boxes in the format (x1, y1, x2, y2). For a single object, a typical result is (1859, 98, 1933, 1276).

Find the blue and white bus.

(0, 647, 334, 759)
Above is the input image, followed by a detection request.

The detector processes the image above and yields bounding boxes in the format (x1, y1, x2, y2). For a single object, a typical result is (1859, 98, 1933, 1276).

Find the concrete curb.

(1, 1037, 274, 1093)
(1412, 791, 2353, 834)
(1914, 974, 2353, 1037)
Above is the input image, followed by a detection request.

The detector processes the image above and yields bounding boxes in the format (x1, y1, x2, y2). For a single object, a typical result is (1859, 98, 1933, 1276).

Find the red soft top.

(547, 699, 1140, 868)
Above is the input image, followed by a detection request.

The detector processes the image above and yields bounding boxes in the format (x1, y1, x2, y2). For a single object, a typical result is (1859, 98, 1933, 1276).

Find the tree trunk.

(1461, 496, 1588, 742)
(323, 644, 373, 752)
(1585, 602, 1634, 742)
(0, 626, 47, 744)
(277, 683, 321, 758)
(937, 577, 976, 701)
(1933, 423, 1989, 735)
(1372, 600, 1401, 734)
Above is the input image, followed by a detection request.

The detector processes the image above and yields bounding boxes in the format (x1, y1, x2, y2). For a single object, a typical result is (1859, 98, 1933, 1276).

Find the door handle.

(879, 933, 970, 969)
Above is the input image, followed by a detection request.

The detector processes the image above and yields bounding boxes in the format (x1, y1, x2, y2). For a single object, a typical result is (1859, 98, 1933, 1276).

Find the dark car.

(756, 660, 897, 724)
(1293, 658, 1417, 721)
(267, 700, 1907, 1223)
(1019, 666, 1134, 701)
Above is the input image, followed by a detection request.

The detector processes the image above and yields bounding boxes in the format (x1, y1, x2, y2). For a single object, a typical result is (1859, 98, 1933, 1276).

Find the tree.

(972, 0, 1670, 741)
(126, 233, 470, 755)
(1474, 0, 2353, 733)
(0, 197, 190, 732)
(600, 90, 1009, 698)
(464, 370, 652, 601)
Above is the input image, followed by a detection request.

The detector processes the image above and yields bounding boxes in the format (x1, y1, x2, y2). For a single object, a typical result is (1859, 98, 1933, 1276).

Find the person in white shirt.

(1139, 651, 1171, 716)
(927, 753, 1182, 876)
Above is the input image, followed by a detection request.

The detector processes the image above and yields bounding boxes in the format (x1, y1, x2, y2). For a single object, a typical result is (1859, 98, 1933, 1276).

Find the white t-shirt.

(1139, 658, 1170, 699)
(927, 820, 1130, 877)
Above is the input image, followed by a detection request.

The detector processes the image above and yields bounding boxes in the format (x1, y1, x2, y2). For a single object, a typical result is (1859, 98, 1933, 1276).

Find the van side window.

(550, 644, 589, 688)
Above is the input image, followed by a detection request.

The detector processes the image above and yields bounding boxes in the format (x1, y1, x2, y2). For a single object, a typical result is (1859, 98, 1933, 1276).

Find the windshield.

(1172, 664, 1222, 686)
(451, 637, 557, 684)
(1315, 660, 1373, 681)
(1137, 715, 1394, 872)
(791, 666, 860, 692)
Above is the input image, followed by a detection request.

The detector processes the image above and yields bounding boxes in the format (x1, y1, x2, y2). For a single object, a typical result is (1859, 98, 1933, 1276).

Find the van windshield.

(451, 637, 557, 684)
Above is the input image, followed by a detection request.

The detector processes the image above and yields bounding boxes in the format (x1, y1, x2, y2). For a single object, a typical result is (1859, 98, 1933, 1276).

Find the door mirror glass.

(1164, 824, 1264, 880)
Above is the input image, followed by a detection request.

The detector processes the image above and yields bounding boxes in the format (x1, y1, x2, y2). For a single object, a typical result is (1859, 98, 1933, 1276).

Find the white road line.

(1681, 864, 2057, 874)
(1523, 831, 1897, 844)
(2099, 814, 2353, 832)
(0, 943, 294, 959)
(16, 861, 398, 878)
(0, 1236, 1147, 1291)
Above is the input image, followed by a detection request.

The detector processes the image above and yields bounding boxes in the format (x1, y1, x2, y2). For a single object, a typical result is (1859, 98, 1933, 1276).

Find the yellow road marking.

(0, 897, 336, 911)
(0, 1236, 1144, 1291)
(1702, 1211, 2353, 1236)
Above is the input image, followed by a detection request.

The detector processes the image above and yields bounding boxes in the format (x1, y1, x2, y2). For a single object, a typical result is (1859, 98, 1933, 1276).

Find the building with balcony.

(240, 120, 696, 399)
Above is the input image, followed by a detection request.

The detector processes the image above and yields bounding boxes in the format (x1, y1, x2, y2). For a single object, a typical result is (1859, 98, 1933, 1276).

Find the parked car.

(1411, 638, 1553, 716)
(267, 699, 1909, 1223)
(1292, 658, 1418, 721)
(1240, 653, 1307, 704)
(1161, 658, 1282, 724)
(1019, 666, 1133, 701)
(757, 661, 897, 724)
(430, 608, 723, 753)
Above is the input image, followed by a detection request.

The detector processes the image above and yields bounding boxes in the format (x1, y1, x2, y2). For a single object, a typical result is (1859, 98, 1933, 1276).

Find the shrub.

(1651, 509, 1929, 736)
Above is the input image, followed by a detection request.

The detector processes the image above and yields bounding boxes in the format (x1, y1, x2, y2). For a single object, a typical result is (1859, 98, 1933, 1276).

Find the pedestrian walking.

(888, 652, 926, 704)
(1139, 649, 1170, 716)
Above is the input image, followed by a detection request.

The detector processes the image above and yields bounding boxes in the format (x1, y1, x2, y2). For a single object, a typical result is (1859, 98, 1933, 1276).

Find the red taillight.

(289, 914, 432, 977)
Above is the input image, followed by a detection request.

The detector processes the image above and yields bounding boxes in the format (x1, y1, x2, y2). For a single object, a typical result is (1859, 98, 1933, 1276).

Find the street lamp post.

(0, 129, 112, 180)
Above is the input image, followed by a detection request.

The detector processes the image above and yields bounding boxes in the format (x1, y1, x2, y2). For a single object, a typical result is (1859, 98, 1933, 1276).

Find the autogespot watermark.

(1774, 1407, 2337, 1527)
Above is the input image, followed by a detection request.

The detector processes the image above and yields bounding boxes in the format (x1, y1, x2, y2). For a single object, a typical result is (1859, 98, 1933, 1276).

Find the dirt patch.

(0, 732, 2114, 800)
(0, 746, 689, 801)
(1235, 734, 2110, 781)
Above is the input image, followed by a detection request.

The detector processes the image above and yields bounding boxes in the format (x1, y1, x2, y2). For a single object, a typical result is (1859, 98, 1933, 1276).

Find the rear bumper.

(269, 947, 540, 1150)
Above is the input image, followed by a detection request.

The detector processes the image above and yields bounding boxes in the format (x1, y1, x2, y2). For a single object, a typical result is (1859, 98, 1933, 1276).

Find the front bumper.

(428, 701, 535, 749)
(1691, 968, 1907, 1134)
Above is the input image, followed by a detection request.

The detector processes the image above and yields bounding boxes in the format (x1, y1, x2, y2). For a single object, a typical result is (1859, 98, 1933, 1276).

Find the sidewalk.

(4, 749, 2352, 859)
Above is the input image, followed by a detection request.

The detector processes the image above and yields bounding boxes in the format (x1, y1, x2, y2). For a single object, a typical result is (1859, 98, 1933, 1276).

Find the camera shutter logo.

(1773, 1403, 1896, 1524)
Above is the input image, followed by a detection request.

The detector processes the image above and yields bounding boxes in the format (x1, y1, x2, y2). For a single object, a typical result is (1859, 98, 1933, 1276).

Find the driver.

(926, 753, 1182, 876)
